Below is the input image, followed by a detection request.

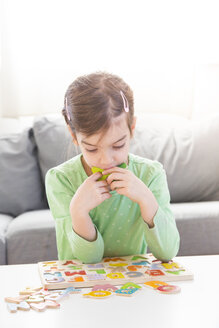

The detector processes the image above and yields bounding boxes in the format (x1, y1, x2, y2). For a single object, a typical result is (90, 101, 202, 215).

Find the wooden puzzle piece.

(127, 265, 142, 271)
(87, 263, 104, 269)
(65, 266, 83, 270)
(131, 256, 148, 261)
(156, 284, 181, 294)
(106, 272, 125, 279)
(87, 269, 106, 274)
(64, 270, 86, 276)
(132, 261, 150, 266)
(146, 269, 165, 276)
(86, 273, 105, 281)
(37, 287, 81, 303)
(44, 287, 81, 301)
(7, 303, 18, 313)
(107, 266, 126, 273)
(42, 261, 57, 267)
(161, 262, 180, 270)
(92, 284, 118, 292)
(29, 300, 60, 311)
(7, 301, 30, 313)
(91, 167, 110, 180)
(109, 263, 128, 267)
(28, 289, 57, 302)
(115, 288, 139, 296)
(52, 271, 62, 276)
(44, 272, 65, 283)
(103, 257, 125, 262)
(66, 286, 82, 293)
(19, 286, 42, 295)
(5, 295, 27, 304)
(17, 301, 30, 311)
(32, 289, 51, 296)
(150, 263, 162, 270)
(45, 276, 65, 283)
(83, 290, 112, 299)
(57, 287, 81, 298)
(26, 294, 45, 303)
(125, 271, 144, 278)
(166, 269, 185, 275)
(62, 260, 79, 266)
(44, 292, 61, 301)
(121, 282, 141, 290)
(91, 163, 127, 181)
(143, 281, 168, 289)
(67, 276, 84, 282)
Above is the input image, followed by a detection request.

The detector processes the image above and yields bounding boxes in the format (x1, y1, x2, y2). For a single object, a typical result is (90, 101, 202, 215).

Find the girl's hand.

(70, 172, 112, 214)
(102, 167, 148, 204)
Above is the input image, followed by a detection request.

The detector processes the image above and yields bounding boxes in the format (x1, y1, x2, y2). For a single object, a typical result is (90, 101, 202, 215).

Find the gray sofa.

(1, 113, 219, 265)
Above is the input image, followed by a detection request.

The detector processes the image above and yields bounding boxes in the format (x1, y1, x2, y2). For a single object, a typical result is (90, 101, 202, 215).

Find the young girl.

(45, 71, 180, 264)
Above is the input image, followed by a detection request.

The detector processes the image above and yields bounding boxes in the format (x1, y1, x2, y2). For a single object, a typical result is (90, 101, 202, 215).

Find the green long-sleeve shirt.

(45, 153, 180, 264)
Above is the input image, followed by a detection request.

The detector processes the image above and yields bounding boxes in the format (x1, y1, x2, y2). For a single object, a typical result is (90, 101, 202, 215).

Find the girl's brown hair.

(62, 71, 134, 137)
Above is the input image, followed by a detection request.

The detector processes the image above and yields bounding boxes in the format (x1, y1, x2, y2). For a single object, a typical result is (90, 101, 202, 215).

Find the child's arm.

(69, 171, 112, 242)
(140, 163, 180, 261)
(45, 169, 106, 263)
(70, 205, 97, 242)
(137, 188, 159, 228)
(103, 162, 179, 261)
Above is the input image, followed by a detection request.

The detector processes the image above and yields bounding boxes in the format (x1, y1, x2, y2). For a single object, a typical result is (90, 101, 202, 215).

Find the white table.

(1, 255, 219, 328)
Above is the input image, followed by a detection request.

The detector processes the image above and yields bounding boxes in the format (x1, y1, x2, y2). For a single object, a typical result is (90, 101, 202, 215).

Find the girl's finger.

(102, 167, 126, 175)
(90, 171, 102, 181)
(96, 180, 108, 187)
(101, 192, 112, 201)
(110, 180, 126, 191)
(99, 186, 111, 194)
(106, 173, 125, 184)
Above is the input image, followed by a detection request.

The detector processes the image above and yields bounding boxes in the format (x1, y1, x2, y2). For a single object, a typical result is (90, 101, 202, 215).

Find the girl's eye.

(86, 143, 125, 153)
(113, 143, 125, 149)
(86, 149, 97, 152)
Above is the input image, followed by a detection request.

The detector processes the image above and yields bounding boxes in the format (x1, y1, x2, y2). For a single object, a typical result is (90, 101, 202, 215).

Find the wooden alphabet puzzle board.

(38, 253, 194, 290)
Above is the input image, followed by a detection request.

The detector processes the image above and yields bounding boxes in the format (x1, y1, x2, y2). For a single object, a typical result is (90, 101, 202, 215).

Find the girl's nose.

(99, 151, 114, 168)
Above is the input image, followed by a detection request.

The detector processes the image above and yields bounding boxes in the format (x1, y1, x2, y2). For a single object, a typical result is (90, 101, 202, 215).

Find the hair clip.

(65, 97, 71, 121)
(120, 91, 129, 113)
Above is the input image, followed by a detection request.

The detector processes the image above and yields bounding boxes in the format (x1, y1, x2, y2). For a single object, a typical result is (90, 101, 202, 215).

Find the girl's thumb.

(90, 171, 102, 179)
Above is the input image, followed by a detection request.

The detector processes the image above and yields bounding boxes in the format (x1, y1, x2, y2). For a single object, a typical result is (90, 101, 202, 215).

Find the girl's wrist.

(71, 212, 97, 242)
(137, 187, 159, 227)
(136, 183, 152, 206)
(70, 196, 89, 217)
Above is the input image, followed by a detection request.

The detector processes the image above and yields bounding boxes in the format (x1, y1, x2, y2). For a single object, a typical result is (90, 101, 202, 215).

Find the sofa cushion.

(130, 113, 219, 202)
(0, 128, 47, 217)
(170, 201, 219, 256)
(0, 214, 13, 265)
(6, 210, 57, 264)
(33, 114, 80, 182)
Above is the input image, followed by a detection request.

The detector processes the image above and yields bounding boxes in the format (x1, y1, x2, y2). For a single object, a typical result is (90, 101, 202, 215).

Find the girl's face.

(71, 113, 136, 173)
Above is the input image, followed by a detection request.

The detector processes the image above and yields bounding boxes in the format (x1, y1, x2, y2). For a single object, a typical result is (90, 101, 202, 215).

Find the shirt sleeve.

(45, 168, 104, 263)
(142, 162, 180, 262)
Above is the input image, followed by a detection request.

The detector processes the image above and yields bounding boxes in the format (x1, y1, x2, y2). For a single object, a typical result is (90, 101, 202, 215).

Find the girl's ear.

(67, 125, 79, 145)
(130, 116, 137, 138)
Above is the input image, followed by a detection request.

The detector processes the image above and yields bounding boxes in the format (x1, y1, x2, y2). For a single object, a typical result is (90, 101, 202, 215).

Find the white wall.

(192, 64, 219, 119)
(1, 0, 219, 119)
